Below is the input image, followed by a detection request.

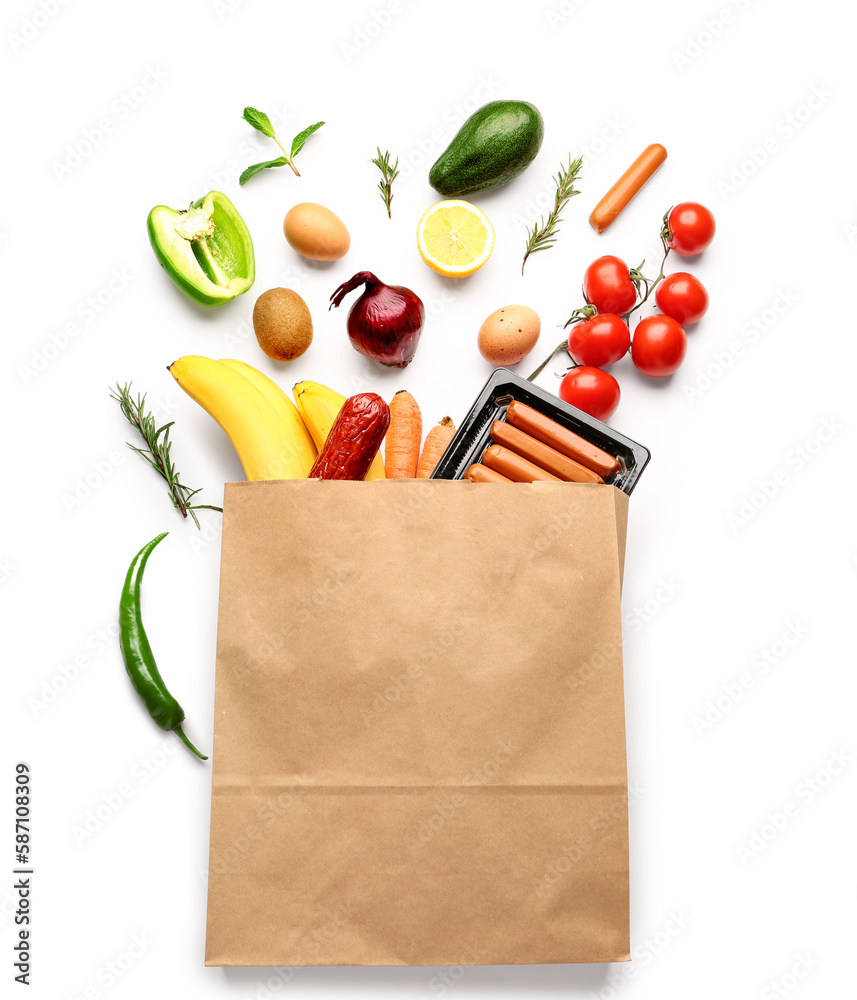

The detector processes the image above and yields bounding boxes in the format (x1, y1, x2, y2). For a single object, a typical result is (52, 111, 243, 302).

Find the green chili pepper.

(147, 190, 255, 307)
(119, 532, 207, 759)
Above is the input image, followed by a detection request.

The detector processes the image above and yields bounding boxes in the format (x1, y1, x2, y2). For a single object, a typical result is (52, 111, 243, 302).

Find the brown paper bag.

(205, 479, 630, 966)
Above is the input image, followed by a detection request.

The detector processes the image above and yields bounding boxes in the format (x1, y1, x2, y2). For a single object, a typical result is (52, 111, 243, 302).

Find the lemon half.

(417, 200, 495, 277)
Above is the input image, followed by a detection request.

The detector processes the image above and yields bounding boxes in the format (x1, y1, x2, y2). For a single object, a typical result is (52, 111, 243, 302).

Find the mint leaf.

(290, 121, 324, 159)
(238, 157, 289, 185)
(242, 107, 275, 138)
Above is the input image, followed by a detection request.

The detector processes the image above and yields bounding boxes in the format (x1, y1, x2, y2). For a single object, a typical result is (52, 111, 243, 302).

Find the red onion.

(329, 271, 425, 368)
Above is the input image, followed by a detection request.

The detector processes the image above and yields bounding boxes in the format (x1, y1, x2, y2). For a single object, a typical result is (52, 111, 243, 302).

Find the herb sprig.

(111, 382, 222, 529)
(239, 107, 325, 185)
(371, 148, 400, 219)
(521, 156, 583, 275)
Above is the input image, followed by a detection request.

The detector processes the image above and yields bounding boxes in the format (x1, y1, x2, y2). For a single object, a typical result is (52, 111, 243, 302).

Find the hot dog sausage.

(482, 445, 561, 483)
(588, 143, 668, 234)
(464, 463, 513, 484)
(490, 421, 603, 484)
(505, 401, 620, 478)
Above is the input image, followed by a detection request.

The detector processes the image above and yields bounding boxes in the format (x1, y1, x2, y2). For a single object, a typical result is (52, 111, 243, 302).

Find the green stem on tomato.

(531, 298, 596, 381)
(625, 241, 670, 323)
(562, 301, 597, 329)
(527, 339, 576, 382)
(625, 208, 675, 323)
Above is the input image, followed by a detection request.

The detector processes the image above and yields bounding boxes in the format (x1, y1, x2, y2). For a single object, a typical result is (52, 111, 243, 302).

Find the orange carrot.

(384, 390, 422, 479)
(416, 416, 456, 479)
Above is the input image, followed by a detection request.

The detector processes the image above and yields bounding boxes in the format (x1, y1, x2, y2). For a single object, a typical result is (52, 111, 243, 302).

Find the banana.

(292, 380, 343, 450)
(219, 359, 316, 476)
(169, 356, 308, 481)
(293, 380, 386, 480)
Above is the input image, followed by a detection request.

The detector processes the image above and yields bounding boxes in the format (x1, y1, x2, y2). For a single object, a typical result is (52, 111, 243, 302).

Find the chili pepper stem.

(174, 725, 208, 760)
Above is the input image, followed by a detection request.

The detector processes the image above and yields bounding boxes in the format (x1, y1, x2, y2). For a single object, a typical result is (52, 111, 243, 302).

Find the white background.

(4, 0, 855, 996)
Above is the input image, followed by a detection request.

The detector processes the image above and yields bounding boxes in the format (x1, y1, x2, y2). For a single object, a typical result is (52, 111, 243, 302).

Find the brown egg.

(283, 202, 350, 261)
(477, 305, 541, 366)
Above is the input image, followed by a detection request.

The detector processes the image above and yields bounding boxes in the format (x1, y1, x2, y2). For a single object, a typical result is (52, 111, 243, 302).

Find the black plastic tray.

(431, 369, 652, 494)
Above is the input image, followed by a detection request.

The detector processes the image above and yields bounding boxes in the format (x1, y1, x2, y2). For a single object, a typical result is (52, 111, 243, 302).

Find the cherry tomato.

(567, 313, 630, 367)
(559, 366, 620, 421)
(667, 203, 716, 256)
(655, 272, 709, 325)
(631, 315, 687, 377)
(583, 256, 637, 314)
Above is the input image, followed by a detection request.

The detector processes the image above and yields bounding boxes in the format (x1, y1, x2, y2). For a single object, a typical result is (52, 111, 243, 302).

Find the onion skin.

(330, 271, 425, 368)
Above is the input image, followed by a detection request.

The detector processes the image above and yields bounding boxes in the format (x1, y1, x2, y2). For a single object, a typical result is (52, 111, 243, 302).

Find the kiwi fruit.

(252, 288, 313, 362)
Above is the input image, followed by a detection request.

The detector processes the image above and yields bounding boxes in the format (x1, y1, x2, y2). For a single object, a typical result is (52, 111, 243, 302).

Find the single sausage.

(588, 143, 668, 234)
(505, 401, 620, 478)
(482, 445, 561, 484)
(464, 463, 513, 484)
(490, 421, 603, 484)
(309, 393, 390, 480)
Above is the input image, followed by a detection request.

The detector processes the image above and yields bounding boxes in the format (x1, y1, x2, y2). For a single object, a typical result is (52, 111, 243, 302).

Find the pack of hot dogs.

(431, 369, 650, 494)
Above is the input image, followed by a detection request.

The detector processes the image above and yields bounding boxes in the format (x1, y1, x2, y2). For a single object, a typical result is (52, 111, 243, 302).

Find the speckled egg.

(477, 305, 541, 366)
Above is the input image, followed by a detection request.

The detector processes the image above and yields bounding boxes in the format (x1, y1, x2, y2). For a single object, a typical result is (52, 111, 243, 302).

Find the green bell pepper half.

(147, 190, 255, 307)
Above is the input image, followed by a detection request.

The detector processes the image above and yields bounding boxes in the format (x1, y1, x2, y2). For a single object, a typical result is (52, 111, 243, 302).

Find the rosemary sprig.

(521, 155, 583, 275)
(110, 382, 222, 529)
(371, 147, 399, 219)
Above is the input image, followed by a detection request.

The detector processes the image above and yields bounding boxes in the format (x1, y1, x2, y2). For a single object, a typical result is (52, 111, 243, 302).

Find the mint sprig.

(290, 121, 324, 159)
(242, 107, 275, 138)
(240, 107, 324, 183)
(239, 157, 288, 186)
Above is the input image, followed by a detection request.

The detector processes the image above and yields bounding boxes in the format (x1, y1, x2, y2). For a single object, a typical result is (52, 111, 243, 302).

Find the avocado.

(429, 100, 544, 197)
